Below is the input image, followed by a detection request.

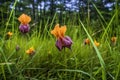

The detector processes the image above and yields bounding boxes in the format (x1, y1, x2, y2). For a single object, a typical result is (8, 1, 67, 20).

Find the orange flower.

(111, 36, 117, 43)
(18, 14, 31, 33)
(26, 47, 35, 55)
(18, 14, 31, 25)
(94, 40, 100, 47)
(84, 38, 90, 45)
(7, 32, 13, 37)
(51, 24, 72, 51)
(51, 24, 66, 39)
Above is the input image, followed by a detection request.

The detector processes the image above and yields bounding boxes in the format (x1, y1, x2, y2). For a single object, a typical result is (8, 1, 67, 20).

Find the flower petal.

(19, 24, 30, 33)
(60, 25, 67, 37)
(94, 40, 100, 47)
(55, 36, 73, 51)
(84, 38, 90, 45)
(51, 24, 67, 38)
(55, 38, 63, 51)
(51, 24, 60, 38)
(18, 14, 31, 24)
(62, 36, 72, 49)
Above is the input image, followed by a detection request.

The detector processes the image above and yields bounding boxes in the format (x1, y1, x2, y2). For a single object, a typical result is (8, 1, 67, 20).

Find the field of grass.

(0, 1, 120, 80)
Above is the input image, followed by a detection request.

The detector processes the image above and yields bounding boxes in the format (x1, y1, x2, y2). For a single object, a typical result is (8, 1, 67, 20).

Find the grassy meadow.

(0, 1, 120, 80)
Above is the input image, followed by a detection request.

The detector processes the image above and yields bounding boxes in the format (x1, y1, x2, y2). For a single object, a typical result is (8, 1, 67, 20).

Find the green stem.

(79, 19, 106, 80)
(1, 65, 6, 80)
(0, 48, 12, 74)
(3, 0, 17, 38)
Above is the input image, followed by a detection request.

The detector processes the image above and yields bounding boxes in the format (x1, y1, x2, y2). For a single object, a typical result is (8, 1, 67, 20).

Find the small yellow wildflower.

(111, 36, 117, 43)
(94, 40, 100, 47)
(111, 36, 117, 46)
(26, 47, 35, 55)
(84, 38, 90, 45)
(7, 32, 13, 37)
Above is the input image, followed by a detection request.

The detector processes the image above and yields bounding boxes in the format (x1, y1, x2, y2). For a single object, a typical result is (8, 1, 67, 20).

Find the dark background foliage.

(0, 0, 120, 27)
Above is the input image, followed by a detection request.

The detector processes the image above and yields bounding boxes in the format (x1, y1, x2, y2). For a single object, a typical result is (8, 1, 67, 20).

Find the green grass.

(0, 1, 120, 80)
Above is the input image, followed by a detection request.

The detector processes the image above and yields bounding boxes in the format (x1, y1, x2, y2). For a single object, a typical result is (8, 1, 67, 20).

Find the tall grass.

(0, 0, 120, 80)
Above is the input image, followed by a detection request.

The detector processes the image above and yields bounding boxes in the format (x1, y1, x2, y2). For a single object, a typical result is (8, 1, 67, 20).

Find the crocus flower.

(84, 38, 90, 45)
(94, 40, 100, 47)
(18, 14, 31, 33)
(26, 47, 35, 56)
(51, 24, 73, 51)
(111, 36, 117, 46)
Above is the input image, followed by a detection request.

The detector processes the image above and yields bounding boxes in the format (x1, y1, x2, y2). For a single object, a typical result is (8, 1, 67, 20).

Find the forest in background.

(0, 0, 120, 25)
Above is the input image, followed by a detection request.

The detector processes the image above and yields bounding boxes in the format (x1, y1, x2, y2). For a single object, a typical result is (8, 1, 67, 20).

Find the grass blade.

(79, 19, 106, 80)
(57, 69, 95, 80)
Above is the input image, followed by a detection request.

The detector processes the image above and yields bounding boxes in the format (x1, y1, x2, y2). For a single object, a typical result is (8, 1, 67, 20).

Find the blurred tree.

(0, 0, 13, 27)
(32, 0, 36, 20)
(0, 0, 119, 27)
